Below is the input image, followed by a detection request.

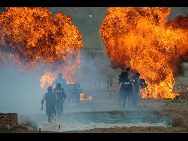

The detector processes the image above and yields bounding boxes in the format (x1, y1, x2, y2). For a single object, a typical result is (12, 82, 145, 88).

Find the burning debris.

(100, 7, 188, 99)
(0, 7, 83, 87)
(80, 93, 93, 101)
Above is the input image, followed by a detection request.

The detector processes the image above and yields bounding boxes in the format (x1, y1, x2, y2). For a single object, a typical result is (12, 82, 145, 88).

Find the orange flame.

(40, 54, 80, 88)
(100, 8, 188, 99)
(0, 7, 83, 87)
(80, 93, 93, 101)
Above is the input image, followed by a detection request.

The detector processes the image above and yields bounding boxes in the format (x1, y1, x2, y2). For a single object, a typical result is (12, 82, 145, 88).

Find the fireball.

(100, 7, 188, 99)
(0, 7, 83, 88)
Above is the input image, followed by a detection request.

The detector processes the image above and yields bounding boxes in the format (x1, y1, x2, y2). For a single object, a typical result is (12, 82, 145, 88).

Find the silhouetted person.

(139, 79, 147, 88)
(52, 73, 67, 89)
(54, 83, 66, 120)
(41, 86, 56, 123)
(139, 79, 148, 90)
(131, 72, 141, 105)
(131, 73, 148, 106)
(118, 67, 133, 109)
(119, 68, 131, 85)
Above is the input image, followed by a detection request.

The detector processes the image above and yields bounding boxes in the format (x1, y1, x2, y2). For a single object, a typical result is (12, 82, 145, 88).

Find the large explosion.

(100, 7, 188, 99)
(0, 7, 83, 88)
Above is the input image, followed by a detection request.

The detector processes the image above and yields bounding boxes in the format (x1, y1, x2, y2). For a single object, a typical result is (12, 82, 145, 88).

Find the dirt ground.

(72, 99, 188, 133)
(1, 99, 188, 133)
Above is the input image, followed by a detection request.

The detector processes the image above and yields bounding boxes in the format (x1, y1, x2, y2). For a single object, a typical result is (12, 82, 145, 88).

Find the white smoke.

(0, 63, 44, 115)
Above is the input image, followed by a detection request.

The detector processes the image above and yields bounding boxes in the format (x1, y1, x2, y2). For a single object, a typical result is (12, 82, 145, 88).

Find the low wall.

(0, 113, 18, 129)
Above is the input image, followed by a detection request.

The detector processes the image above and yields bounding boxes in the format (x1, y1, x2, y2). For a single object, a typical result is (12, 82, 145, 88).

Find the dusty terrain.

(1, 98, 188, 133)
(74, 99, 188, 133)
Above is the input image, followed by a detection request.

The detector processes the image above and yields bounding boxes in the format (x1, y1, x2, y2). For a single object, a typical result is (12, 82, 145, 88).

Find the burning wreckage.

(0, 7, 188, 132)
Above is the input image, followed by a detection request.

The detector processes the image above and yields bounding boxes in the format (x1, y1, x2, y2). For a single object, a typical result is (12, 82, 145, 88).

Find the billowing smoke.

(0, 63, 43, 115)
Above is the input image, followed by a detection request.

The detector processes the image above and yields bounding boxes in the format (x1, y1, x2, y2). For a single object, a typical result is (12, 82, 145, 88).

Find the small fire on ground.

(80, 93, 93, 101)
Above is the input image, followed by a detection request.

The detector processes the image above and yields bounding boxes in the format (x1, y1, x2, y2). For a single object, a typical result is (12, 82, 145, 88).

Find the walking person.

(54, 83, 66, 120)
(118, 67, 134, 110)
(41, 86, 56, 123)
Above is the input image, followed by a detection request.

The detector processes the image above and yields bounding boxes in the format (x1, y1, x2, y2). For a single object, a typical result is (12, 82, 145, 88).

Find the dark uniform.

(131, 74, 148, 106)
(41, 86, 56, 123)
(131, 73, 140, 105)
(54, 83, 66, 119)
(52, 73, 68, 92)
(118, 68, 133, 109)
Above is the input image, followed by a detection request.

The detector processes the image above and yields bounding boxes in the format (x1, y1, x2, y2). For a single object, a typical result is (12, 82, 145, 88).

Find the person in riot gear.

(118, 67, 133, 109)
(54, 83, 66, 119)
(131, 72, 141, 105)
(119, 68, 131, 85)
(41, 86, 56, 123)
(131, 73, 148, 106)
(139, 79, 148, 89)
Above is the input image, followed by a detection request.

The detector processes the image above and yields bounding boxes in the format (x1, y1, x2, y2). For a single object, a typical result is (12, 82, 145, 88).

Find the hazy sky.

(48, 7, 188, 49)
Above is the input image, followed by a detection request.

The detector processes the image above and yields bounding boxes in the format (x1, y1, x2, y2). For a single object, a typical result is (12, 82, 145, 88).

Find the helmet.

(135, 72, 140, 77)
(47, 86, 52, 92)
(125, 67, 131, 72)
(58, 73, 62, 78)
(56, 83, 61, 88)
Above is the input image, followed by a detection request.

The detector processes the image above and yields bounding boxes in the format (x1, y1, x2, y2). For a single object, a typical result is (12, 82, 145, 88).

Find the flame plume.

(100, 8, 188, 99)
(0, 7, 83, 88)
